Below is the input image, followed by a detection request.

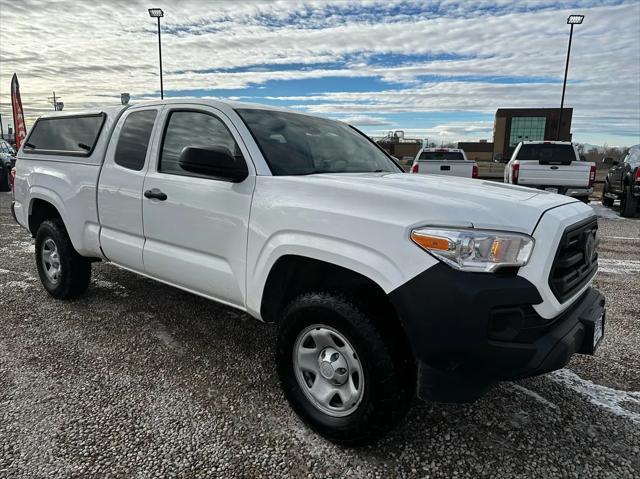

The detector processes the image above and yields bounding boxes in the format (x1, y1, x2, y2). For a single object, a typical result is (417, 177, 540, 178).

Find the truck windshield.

(236, 108, 400, 175)
(419, 151, 464, 161)
(516, 144, 574, 165)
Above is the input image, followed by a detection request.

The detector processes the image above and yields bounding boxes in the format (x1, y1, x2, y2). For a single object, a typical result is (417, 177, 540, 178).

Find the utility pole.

(558, 14, 584, 140)
(47, 92, 63, 111)
(148, 8, 165, 99)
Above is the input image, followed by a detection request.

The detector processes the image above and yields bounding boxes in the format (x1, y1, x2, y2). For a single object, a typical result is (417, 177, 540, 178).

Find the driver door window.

(159, 110, 243, 178)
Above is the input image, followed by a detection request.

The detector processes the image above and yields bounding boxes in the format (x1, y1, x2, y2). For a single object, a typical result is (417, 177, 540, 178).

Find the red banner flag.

(11, 73, 27, 151)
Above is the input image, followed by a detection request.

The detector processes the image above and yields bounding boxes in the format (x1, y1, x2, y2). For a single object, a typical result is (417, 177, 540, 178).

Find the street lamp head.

(148, 8, 164, 18)
(567, 14, 584, 25)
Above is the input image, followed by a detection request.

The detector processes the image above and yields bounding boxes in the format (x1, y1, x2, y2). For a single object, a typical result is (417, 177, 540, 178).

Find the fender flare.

(246, 230, 436, 318)
(26, 187, 80, 245)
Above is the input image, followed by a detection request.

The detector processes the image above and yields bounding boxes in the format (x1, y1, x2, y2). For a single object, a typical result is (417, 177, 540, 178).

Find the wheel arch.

(28, 192, 66, 237)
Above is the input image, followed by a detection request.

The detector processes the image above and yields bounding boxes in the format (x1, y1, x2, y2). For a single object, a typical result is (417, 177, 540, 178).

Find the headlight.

(411, 227, 534, 272)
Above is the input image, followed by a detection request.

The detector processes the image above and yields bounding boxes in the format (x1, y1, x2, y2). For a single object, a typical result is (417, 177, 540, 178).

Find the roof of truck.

(35, 98, 307, 121)
(519, 141, 573, 145)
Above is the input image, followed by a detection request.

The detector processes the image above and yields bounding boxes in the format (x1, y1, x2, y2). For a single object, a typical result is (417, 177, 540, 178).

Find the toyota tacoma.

(12, 100, 605, 445)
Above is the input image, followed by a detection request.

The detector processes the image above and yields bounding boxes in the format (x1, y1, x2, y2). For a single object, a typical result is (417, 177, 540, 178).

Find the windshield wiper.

(78, 143, 91, 151)
(24, 141, 36, 149)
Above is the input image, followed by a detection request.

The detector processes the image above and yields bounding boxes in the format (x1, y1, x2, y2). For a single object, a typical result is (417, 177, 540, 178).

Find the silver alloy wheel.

(293, 324, 364, 417)
(41, 237, 61, 284)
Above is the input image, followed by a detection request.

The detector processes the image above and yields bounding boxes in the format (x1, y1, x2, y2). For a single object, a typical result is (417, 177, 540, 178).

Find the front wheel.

(35, 219, 91, 299)
(620, 185, 639, 218)
(601, 183, 614, 207)
(276, 292, 413, 446)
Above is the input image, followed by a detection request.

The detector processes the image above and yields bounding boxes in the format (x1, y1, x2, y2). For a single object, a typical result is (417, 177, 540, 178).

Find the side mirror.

(178, 146, 248, 183)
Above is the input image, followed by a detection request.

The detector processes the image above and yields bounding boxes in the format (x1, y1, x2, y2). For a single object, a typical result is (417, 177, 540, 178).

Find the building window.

(509, 117, 546, 147)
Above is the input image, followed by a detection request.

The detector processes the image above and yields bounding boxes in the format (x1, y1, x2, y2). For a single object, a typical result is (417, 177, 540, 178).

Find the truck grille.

(549, 217, 598, 303)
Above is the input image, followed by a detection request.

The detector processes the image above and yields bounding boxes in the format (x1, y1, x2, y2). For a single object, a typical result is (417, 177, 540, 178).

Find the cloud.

(337, 115, 393, 126)
(0, 0, 637, 146)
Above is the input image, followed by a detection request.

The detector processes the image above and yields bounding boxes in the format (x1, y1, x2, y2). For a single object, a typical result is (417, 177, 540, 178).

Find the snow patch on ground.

(550, 369, 640, 424)
(598, 259, 640, 275)
(589, 201, 626, 221)
(0, 240, 34, 255)
(589, 201, 629, 221)
(512, 384, 558, 409)
(93, 279, 129, 297)
(0, 280, 34, 291)
(16, 241, 35, 254)
(0, 268, 36, 280)
(145, 321, 185, 354)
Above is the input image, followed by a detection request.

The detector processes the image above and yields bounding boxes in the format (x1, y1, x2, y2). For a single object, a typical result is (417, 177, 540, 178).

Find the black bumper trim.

(388, 262, 605, 403)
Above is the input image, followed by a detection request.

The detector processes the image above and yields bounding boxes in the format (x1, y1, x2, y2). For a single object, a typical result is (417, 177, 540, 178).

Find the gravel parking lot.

(1, 192, 638, 478)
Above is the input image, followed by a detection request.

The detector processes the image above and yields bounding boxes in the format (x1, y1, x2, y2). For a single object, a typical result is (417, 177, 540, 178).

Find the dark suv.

(0, 139, 17, 192)
(602, 145, 640, 217)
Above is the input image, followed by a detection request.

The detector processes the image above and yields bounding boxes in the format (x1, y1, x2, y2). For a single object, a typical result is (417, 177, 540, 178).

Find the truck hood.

(293, 172, 580, 234)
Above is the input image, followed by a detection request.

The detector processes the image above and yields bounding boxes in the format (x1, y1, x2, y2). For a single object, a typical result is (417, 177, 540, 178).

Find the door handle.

(550, 166, 559, 170)
(144, 188, 167, 201)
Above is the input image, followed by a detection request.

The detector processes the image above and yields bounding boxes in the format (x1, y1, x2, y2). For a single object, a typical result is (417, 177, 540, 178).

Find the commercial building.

(457, 140, 493, 162)
(457, 108, 573, 161)
(492, 108, 573, 160)
(375, 131, 422, 165)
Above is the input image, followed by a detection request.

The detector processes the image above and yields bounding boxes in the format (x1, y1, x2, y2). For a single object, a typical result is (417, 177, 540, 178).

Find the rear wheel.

(35, 219, 91, 299)
(276, 292, 413, 446)
(601, 183, 614, 207)
(620, 185, 639, 217)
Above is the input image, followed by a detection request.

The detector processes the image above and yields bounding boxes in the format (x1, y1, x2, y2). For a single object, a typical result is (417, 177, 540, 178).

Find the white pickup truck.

(504, 141, 596, 202)
(410, 147, 478, 178)
(12, 100, 605, 445)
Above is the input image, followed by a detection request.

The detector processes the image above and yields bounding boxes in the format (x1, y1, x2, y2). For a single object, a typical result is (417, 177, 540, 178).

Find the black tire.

(601, 183, 614, 207)
(620, 185, 639, 218)
(35, 219, 91, 299)
(577, 196, 590, 204)
(276, 292, 414, 446)
(0, 162, 9, 192)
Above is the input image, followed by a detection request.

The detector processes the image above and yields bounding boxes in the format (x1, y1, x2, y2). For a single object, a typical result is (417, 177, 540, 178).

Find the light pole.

(557, 14, 584, 140)
(148, 8, 165, 99)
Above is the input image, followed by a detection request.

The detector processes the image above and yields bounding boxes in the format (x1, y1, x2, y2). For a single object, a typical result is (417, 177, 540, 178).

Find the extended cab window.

(516, 144, 575, 165)
(160, 110, 242, 177)
(419, 151, 464, 161)
(114, 110, 157, 171)
(24, 114, 105, 155)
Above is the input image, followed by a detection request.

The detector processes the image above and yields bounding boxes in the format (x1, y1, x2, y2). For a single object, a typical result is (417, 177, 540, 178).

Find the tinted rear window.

(114, 110, 157, 171)
(419, 151, 464, 161)
(516, 144, 574, 165)
(24, 114, 105, 155)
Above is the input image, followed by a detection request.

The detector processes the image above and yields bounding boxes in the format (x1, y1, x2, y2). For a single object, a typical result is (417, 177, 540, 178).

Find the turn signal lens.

(410, 232, 451, 251)
(410, 163, 419, 173)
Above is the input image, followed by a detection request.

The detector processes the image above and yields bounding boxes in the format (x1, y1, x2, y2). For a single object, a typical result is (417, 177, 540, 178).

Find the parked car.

(601, 145, 640, 217)
(0, 139, 16, 192)
(410, 147, 478, 178)
(12, 100, 605, 445)
(504, 141, 596, 203)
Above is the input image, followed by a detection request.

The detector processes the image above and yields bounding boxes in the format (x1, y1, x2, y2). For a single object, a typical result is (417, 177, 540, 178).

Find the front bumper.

(389, 262, 605, 403)
(528, 185, 592, 198)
